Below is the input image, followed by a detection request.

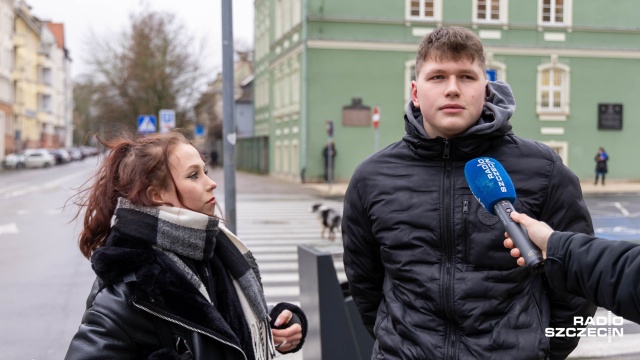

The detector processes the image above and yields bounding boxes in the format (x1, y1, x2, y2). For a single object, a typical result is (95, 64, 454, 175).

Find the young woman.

(594, 147, 608, 185)
(65, 132, 306, 360)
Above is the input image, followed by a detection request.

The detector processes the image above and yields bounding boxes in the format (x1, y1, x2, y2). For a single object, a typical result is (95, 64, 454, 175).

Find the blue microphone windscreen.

(464, 157, 516, 215)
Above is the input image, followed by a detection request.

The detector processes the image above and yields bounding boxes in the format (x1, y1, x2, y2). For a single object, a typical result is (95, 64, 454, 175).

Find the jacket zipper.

(463, 200, 469, 263)
(443, 139, 450, 159)
(132, 301, 248, 360)
(441, 139, 457, 360)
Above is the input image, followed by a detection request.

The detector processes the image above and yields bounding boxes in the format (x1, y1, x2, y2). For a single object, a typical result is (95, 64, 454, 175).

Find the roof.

(45, 22, 65, 49)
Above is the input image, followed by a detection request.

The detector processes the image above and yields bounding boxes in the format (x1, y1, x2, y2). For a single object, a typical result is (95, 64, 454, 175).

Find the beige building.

(4, 1, 72, 154)
(13, 1, 41, 150)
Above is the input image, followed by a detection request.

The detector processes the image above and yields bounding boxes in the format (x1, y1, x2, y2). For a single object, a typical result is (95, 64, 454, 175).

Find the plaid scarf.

(114, 198, 277, 360)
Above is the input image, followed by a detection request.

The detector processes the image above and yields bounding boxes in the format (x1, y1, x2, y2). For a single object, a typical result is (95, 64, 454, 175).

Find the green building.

(250, 0, 640, 182)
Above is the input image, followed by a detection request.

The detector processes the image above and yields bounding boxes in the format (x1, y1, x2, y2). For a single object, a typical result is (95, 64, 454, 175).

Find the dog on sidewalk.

(310, 203, 342, 241)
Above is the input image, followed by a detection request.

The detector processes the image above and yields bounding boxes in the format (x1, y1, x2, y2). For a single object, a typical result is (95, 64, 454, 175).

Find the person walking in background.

(210, 148, 219, 168)
(65, 131, 306, 359)
(322, 141, 337, 182)
(504, 211, 640, 323)
(594, 147, 608, 185)
(342, 26, 595, 360)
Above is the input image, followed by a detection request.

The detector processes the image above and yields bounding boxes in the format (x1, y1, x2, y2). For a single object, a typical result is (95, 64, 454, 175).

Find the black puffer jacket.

(342, 81, 596, 360)
(65, 235, 306, 360)
(545, 232, 640, 323)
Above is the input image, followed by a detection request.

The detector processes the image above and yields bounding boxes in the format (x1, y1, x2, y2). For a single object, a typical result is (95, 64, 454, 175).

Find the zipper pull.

(443, 140, 450, 159)
(463, 200, 469, 214)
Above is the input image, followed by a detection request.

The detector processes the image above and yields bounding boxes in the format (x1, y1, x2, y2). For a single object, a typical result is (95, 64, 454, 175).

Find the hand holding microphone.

(503, 211, 553, 266)
(464, 157, 544, 268)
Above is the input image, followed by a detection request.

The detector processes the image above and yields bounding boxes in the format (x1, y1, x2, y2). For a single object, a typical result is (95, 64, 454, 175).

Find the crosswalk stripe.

(234, 199, 346, 306)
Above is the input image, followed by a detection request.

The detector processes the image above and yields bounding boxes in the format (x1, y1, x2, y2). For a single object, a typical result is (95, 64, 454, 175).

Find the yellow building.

(13, 2, 41, 150)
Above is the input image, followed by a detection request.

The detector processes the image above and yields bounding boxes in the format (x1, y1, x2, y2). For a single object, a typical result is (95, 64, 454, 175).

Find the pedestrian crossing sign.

(137, 115, 157, 134)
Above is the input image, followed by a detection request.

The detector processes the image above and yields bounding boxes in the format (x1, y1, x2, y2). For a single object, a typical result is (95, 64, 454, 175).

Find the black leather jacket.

(342, 82, 596, 360)
(65, 242, 306, 360)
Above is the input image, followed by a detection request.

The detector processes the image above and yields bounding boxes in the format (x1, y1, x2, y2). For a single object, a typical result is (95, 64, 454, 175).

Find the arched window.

(537, 62, 570, 119)
(404, 60, 416, 106)
(486, 58, 506, 82)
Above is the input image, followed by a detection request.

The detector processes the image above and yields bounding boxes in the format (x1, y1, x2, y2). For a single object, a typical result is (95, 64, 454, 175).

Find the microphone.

(464, 157, 543, 268)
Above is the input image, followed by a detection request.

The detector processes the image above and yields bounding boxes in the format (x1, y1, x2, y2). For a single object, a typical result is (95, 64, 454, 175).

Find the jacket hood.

(404, 80, 516, 142)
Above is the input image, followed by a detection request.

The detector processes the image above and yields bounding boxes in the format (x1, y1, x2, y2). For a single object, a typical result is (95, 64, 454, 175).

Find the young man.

(342, 26, 596, 359)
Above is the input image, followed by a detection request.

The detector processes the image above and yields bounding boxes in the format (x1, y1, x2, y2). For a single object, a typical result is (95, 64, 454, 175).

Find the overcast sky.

(26, 0, 255, 79)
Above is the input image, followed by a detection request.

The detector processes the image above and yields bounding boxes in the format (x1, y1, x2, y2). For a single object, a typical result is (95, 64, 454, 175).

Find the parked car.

(79, 146, 99, 157)
(23, 149, 55, 168)
(67, 147, 83, 161)
(2, 152, 25, 169)
(48, 149, 71, 164)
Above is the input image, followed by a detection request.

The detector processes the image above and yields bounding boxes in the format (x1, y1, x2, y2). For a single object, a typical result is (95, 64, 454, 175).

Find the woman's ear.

(147, 186, 164, 203)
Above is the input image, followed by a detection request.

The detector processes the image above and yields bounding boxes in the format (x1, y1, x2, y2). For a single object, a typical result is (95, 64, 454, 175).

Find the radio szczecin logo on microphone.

(475, 158, 507, 193)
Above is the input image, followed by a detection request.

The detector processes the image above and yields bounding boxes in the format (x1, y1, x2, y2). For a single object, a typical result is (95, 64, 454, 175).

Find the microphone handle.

(494, 200, 544, 268)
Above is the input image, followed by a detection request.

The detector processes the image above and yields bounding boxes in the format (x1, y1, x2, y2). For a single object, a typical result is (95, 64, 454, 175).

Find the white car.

(23, 149, 55, 168)
(2, 153, 25, 168)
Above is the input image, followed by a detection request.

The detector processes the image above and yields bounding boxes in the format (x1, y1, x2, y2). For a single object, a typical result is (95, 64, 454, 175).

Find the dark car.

(48, 149, 71, 165)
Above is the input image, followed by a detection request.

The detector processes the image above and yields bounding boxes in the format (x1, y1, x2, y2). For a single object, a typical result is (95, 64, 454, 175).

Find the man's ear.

(147, 186, 164, 203)
(484, 80, 490, 101)
(411, 80, 420, 107)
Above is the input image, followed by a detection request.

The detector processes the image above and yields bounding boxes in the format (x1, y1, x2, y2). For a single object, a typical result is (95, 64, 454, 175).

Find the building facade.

(254, 0, 640, 182)
(1, 0, 72, 158)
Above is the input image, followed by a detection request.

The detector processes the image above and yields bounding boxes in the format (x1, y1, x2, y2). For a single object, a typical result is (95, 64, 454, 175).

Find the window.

(486, 57, 506, 82)
(291, 140, 300, 177)
(283, 140, 290, 173)
(473, 0, 508, 23)
(275, 0, 283, 39)
(541, 141, 568, 165)
(537, 62, 570, 119)
(274, 141, 282, 172)
(407, 0, 442, 21)
(539, 0, 572, 27)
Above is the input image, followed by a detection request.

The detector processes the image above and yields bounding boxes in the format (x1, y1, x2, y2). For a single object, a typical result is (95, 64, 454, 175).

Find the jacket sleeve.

(341, 180, 384, 336)
(65, 282, 161, 360)
(545, 231, 640, 324)
(538, 156, 597, 359)
(269, 302, 308, 354)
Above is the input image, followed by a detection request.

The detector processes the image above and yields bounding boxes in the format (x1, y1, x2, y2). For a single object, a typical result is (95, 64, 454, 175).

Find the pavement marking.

(261, 273, 299, 283)
(253, 253, 299, 262)
(1, 172, 81, 199)
(614, 202, 631, 217)
(595, 226, 640, 236)
(263, 286, 300, 298)
(0, 223, 19, 235)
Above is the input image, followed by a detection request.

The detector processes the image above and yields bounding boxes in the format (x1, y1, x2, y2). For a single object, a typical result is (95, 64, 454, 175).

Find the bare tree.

(84, 10, 208, 136)
(72, 76, 99, 145)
